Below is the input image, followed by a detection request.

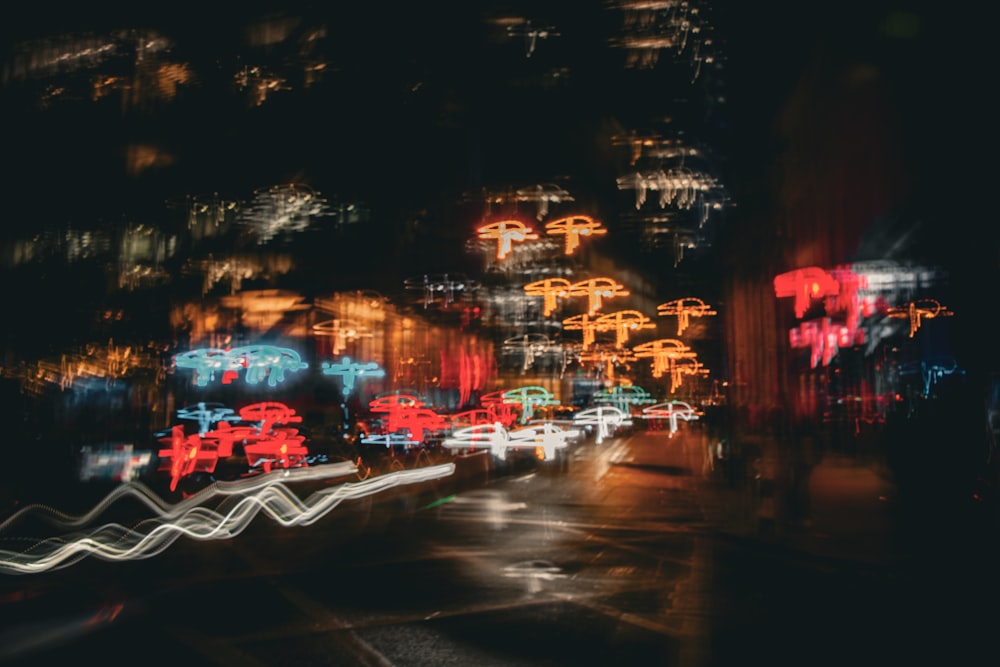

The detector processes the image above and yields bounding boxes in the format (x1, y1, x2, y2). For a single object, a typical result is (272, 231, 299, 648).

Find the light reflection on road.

(447, 489, 528, 530)
(413, 429, 713, 655)
(0, 429, 722, 665)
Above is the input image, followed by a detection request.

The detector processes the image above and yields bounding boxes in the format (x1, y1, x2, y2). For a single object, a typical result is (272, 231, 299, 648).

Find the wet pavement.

(1, 425, 999, 666)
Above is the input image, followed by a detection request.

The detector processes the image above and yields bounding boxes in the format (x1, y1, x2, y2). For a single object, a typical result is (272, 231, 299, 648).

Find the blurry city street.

(5, 425, 987, 667)
(0, 1, 995, 666)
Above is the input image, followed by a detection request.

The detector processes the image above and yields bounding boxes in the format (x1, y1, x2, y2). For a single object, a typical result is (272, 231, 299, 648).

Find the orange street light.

(524, 278, 572, 317)
(477, 219, 539, 260)
(657, 297, 717, 336)
(568, 277, 630, 315)
(887, 298, 954, 338)
(594, 309, 656, 347)
(545, 215, 607, 255)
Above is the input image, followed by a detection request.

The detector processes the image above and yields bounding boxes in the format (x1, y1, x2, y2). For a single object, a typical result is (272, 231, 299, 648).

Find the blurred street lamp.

(568, 277, 631, 315)
(505, 20, 560, 58)
(478, 219, 540, 260)
(887, 299, 954, 338)
(594, 309, 656, 347)
(404, 273, 478, 309)
(238, 183, 333, 244)
(545, 215, 607, 255)
(524, 278, 572, 317)
(657, 297, 717, 336)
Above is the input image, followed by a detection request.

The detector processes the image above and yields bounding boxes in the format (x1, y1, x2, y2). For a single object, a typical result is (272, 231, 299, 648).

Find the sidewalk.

(702, 447, 902, 568)
(782, 453, 898, 565)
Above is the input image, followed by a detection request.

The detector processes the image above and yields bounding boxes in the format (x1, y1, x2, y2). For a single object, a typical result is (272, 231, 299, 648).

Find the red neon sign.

(773, 267, 840, 318)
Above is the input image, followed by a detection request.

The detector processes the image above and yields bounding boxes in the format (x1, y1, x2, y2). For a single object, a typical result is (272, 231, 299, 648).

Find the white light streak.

(572, 406, 633, 444)
(0, 463, 454, 574)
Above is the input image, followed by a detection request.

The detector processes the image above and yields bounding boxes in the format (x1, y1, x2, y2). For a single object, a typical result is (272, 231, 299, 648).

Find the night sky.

(0, 1, 988, 327)
(2, 1, 975, 218)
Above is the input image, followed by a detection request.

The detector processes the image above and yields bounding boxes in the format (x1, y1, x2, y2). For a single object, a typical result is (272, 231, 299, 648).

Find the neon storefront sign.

(173, 345, 308, 387)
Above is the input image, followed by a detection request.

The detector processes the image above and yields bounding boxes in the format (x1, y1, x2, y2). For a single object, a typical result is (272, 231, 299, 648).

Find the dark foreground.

(1, 428, 998, 667)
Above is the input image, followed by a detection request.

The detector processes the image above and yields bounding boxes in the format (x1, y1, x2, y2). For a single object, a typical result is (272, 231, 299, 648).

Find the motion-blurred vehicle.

(507, 420, 581, 471)
(640, 400, 703, 437)
(572, 405, 633, 444)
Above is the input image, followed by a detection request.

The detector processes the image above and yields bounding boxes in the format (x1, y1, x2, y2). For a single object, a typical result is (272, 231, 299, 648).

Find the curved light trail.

(0, 463, 455, 575)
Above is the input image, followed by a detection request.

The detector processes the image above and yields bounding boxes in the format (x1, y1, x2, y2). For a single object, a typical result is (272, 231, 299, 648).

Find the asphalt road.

(0, 426, 991, 666)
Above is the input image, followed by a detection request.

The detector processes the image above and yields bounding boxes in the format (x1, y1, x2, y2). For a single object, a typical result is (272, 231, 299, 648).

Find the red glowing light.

(774, 267, 840, 318)
(788, 318, 865, 368)
(156, 401, 312, 490)
(479, 390, 521, 427)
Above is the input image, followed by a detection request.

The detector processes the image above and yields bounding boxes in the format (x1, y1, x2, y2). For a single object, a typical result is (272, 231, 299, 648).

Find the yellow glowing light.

(632, 338, 700, 391)
(562, 313, 600, 349)
(616, 167, 718, 210)
(659, 356, 705, 393)
(312, 318, 374, 355)
(887, 299, 954, 338)
(524, 278, 572, 316)
(611, 130, 662, 166)
(578, 346, 636, 382)
(568, 278, 630, 315)
(514, 183, 575, 219)
(545, 215, 607, 255)
(477, 219, 539, 260)
(611, 131, 701, 166)
(656, 297, 717, 336)
(594, 309, 656, 347)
